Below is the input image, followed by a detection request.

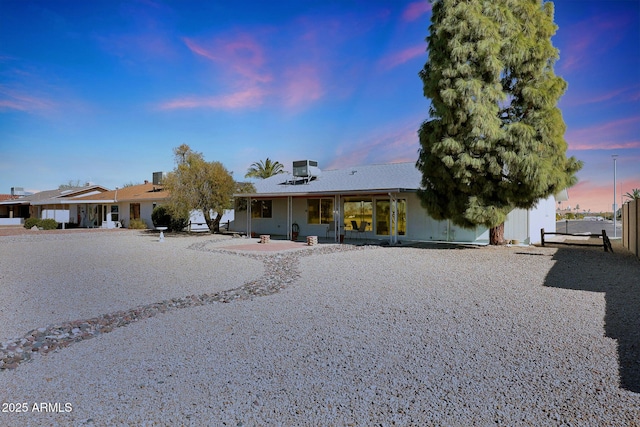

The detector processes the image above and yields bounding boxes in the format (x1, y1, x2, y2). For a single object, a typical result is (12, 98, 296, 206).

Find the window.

(110, 205, 119, 222)
(251, 200, 272, 218)
(130, 203, 140, 220)
(307, 199, 334, 224)
(235, 198, 248, 212)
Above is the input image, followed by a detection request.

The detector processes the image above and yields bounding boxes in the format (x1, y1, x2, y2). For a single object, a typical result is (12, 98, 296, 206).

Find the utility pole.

(612, 154, 618, 238)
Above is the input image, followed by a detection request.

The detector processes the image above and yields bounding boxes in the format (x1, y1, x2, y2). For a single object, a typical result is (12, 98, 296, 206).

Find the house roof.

(238, 162, 423, 197)
(71, 182, 169, 203)
(0, 185, 110, 206)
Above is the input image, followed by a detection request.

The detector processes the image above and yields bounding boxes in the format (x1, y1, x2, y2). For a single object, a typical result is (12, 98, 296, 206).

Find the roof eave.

(233, 188, 418, 198)
(31, 199, 117, 205)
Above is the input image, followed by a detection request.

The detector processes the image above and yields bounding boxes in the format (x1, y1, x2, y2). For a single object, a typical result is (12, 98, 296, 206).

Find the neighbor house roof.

(71, 182, 169, 203)
(0, 185, 110, 206)
(237, 162, 423, 198)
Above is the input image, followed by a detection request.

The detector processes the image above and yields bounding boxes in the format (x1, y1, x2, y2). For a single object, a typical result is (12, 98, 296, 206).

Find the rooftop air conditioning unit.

(292, 160, 321, 179)
(152, 172, 166, 185)
(11, 187, 25, 196)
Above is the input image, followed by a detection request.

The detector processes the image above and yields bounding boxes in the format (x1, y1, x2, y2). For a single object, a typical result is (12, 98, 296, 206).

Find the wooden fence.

(622, 199, 639, 259)
(540, 228, 613, 252)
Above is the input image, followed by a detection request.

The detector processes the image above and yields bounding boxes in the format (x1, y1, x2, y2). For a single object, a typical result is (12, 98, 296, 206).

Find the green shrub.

(170, 216, 188, 232)
(152, 206, 171, 227)
(24, 218, 40, 229)
(24, 218, 58, 230)
(151, 206, 188, 232)
(39, 219, 59, 230)
(128, 218, 148, 229)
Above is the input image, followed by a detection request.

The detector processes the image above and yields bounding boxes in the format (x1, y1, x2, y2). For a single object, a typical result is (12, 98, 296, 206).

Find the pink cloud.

(568, 177, 640, 213)
(566, 116, 640, 150)
(165, 31, 330, 111)
(183, 35, 272, 84)
(570, 141, 640, 151)
(559, 13, 629, 73)
(402, 1, 432, 22)
(281, 65, 325, 108)
(158, 87, 269, 111)
(327, 117, 421, 169)
(0, 86, 57, 112)
(164, 7, 400, 113)
(564, 85, 640, 107)
(378, 44, 426, 71)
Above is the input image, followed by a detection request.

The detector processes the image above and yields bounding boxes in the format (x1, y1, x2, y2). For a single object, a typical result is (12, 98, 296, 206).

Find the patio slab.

(217, 239, 325, 252)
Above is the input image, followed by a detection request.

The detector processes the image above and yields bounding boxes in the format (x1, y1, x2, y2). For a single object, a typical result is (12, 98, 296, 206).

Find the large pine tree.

(417, 0, 582, 244)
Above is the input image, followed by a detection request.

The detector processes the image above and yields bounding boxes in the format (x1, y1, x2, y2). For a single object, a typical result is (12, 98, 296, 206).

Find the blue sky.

(1, 0, 638, 212)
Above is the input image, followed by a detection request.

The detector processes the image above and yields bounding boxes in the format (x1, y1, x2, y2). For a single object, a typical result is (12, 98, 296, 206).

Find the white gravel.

(0, 231, 263, 342)
(1, 231, 639, 426)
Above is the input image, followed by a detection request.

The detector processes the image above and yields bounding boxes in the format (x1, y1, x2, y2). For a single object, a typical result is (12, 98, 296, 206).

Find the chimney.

(144, 180, 149, 184)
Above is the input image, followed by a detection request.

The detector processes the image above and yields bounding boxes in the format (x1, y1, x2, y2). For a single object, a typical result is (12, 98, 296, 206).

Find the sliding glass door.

(375, 199, 406, 236)
(343, 198, 372, 231)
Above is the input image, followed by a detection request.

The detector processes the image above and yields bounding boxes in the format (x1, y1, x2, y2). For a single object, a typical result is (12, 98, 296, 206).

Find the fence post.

(623, 202, 628, 249)
(541, 228, 545, 247)
(629, 199, 640, 258)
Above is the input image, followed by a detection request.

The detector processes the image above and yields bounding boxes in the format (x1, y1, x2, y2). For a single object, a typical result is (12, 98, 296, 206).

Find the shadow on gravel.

(543, 243, 640, 393)
(392, 241, 481, 250)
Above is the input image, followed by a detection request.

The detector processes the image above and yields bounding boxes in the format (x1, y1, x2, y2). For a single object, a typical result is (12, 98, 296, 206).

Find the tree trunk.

(489, 223, 505, 245)
(211, 212, 222, 233)
(203, 209, 222, 233)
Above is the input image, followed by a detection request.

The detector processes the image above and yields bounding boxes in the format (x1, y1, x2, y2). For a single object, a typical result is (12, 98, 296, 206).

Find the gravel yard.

(0, 231, 264, 343)
(0, 230, 639, 425)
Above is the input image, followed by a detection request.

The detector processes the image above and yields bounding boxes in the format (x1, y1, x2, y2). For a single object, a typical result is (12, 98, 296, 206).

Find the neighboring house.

(70, 181, 169, 229)
(0, 185, 109, 226)
(1, 177, 232, 231)
(233, 161, 558, 245)
(71, 181, 234, 231)
(0, 194, 22, 225)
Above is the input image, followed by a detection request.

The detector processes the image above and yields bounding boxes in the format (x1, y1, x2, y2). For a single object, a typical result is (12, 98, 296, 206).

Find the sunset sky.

(1, 0, 638, 213)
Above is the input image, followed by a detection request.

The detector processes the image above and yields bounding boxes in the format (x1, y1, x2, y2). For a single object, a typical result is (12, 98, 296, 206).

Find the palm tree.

(624, 188, 640, 200)
(245, 158, 285, 179)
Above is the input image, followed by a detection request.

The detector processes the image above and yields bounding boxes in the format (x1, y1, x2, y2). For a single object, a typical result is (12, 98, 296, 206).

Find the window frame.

(307, 198, 334, 224)
(251, 199, 273, 219)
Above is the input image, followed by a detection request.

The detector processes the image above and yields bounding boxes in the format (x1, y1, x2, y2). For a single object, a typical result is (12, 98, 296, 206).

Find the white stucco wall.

(242, 199, 289, 236)
(0, 218, 23, 225)
(528, 195, 557, 244)
(504, 208, 529, 243)
(140, 202, 157, 228)
(406, 193, 487, 243)
(222, 193, 557, 244)
(502, 195, 557, 245)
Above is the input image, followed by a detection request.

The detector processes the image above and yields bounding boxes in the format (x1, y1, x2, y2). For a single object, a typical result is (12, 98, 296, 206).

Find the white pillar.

(246, 197, 252, 239)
